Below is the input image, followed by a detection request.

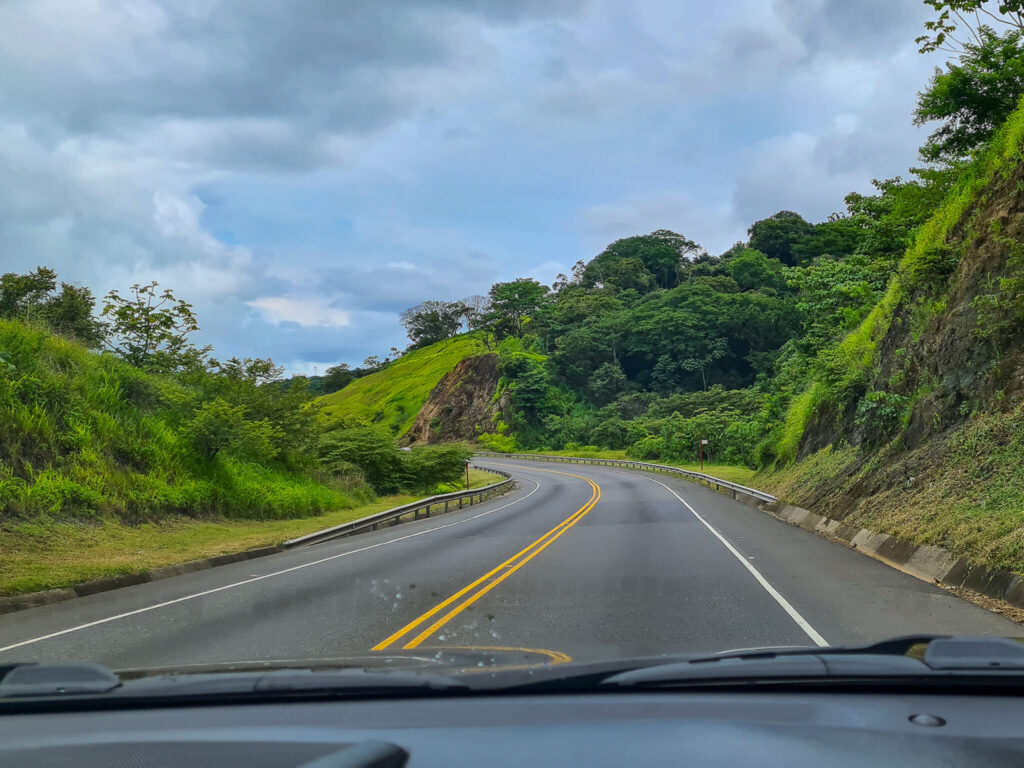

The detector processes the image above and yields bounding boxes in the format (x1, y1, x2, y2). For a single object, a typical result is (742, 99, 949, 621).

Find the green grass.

(757, 403, 1024, 575)
(1, 468, 505, 596)
(318, 334, 488, 435)
(0, 319, 350, 521)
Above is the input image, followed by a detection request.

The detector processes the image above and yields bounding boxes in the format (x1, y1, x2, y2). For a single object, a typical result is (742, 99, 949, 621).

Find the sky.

(0, 0, 945, 373)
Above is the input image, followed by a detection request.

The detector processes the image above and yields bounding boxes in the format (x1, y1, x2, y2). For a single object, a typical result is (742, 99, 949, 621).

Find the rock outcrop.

(404, 354, 507, 444)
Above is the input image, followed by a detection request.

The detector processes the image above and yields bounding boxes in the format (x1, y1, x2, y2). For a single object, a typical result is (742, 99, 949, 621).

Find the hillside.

(760, 99, 1024, 572)
(0, 319, 351, 521)
(317, 333, 488, 435)
(405, 353, 506, 444)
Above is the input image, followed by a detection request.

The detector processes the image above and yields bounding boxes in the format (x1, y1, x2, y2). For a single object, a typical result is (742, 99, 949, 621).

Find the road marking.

(0, 476, 544, 657)
(630, 473, 828, 647)
(419, 645, 573, 665)
(373, 469, 600, 651)
(488, 460, 828, 647)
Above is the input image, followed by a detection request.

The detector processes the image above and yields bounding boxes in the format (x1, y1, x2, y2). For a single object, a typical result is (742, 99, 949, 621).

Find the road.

(0, 458, 1019, 669)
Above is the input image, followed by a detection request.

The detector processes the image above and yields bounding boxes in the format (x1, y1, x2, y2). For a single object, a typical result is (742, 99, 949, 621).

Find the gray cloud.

(0, 0, 947, 371)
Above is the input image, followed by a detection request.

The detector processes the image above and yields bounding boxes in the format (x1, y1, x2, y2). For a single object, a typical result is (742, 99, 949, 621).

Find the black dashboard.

(1, 690, 1023, 767)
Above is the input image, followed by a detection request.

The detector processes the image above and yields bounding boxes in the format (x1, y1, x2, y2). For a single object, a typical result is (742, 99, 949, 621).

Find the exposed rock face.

(405, 354, 506, 444)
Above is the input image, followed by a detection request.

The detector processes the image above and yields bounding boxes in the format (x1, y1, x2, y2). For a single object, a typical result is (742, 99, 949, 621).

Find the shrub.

(477, 432, 518, 452)
(318, 424, 404, 494)
(184, 398, 280, 463)
(401, 443, 472, 491)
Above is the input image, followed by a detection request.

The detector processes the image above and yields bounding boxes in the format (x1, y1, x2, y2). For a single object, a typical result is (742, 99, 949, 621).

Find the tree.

(727, 249, 786, 292)
(583, 230, 703, 290)
(184, 398, 280, 462)
(210, 356, 284, 384)
(588, 360, 628, 405)
(0, 266, 106, 347)
(915, 26, 1024, 163)
(400, 300, 467, 348)
(680, 337, 729, 391)
(461, 295, 491, 332)
(101, 281, 211, 373)
(321, 363, 354, 395)
(916, 1, 1024, 55)
(747, 211, 814, 266)
(485, 278, 549, 338)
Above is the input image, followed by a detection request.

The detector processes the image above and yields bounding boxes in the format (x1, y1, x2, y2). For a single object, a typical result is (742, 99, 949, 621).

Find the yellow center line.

(372, 466, 601, 652)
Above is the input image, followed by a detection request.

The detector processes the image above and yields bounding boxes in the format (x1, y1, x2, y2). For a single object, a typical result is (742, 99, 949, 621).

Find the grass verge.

(1, 468, 505, 597)
(756, 403, 1024, 575)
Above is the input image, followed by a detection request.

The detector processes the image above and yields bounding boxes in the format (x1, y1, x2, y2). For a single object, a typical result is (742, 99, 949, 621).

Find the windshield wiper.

(600, 636, 1024, 689)
(0, 662, 466, 707)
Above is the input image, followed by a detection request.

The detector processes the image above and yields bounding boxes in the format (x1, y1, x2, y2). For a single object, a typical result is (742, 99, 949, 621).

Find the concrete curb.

(496, 451, 1024, 614)
(751, 498, 1024, 612)
(0, 546, 284, 617)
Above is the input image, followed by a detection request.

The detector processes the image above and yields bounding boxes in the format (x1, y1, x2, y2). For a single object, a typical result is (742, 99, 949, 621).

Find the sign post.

(699, 439, 708, 472)
(466, 460, 471, 490)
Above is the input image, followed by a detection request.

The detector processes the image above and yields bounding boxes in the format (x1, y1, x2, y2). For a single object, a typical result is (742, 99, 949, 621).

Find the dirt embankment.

(405, 354, 507, 444)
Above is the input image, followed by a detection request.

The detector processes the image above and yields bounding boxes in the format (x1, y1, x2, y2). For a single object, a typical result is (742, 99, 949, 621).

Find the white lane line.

(633, 473, 828, 647)
(484, 460, 827, 646)
(0, 476, 543, 656)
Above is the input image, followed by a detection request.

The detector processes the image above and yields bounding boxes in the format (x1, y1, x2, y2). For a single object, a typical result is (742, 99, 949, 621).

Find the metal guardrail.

(284, 466, 514, 548)
(475, 452, 777, 504)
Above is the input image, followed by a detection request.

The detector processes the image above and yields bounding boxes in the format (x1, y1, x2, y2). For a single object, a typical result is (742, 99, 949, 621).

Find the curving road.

(0, 459, 1019, 669)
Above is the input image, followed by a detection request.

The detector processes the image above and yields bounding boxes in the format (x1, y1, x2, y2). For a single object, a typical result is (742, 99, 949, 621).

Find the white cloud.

(247, 296, 351, 328)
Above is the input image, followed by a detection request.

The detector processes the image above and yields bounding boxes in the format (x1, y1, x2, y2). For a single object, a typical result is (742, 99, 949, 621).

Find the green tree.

(583, 230, 703, 290)
(747, 211, 814, 266)
(322, 363, 355, 395)
(588, 360, 628, 405)
(916, 1, 1024, 55)
(0, 267, 106, 347)
(915, 26, 1024, 163)
(400, 300, 468, 348)
(102, 282, 211, 373)
(184, 398, 280, 462)
(727, 249, 787, 292)
(485, 278, 550, 338)
(211, 356, 285, 384)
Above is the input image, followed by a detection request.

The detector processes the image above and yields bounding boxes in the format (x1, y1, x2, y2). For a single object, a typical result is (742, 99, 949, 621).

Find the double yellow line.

(372, 468, 601, 651)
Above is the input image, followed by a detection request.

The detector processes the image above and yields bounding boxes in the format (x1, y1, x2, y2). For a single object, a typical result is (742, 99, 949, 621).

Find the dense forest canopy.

(389, 1, 1024, 466)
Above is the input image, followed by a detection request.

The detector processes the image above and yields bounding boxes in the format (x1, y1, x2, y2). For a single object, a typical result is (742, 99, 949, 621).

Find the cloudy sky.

(0, 0, 943, 372)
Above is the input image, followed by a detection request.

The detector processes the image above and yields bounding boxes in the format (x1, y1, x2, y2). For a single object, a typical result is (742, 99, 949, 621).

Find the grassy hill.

(757, 96, 1024, 573)
(0, 319, 353, 521)
(317, 333, 488, 435)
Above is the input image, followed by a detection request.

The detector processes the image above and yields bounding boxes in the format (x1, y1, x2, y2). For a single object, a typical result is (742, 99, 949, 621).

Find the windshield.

(1, 0, 1023, 683)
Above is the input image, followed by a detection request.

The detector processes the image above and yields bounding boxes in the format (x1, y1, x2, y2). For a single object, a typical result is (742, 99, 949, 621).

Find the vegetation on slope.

(317, 333, 488, 435)
(2, 468, 501, 597)
(0, 272, 478, 596)
(0, 319, 352, 520)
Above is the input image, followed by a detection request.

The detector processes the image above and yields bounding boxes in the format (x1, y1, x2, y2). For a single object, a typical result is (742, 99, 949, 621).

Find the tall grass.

(0, 319, 352, 522)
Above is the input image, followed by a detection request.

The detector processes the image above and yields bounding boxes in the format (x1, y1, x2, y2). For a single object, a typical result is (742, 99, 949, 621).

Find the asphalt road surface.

(1, 459, 1020, 670)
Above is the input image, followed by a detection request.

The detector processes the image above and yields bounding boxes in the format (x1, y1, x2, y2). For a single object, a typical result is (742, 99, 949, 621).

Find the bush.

(318, 424, 404, 494)
(477, 432, 518, 452)
(184, 398, 280, 463)
(401, 443, 472, 490)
